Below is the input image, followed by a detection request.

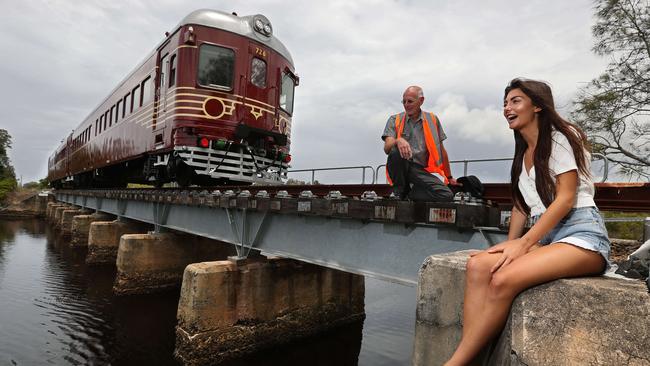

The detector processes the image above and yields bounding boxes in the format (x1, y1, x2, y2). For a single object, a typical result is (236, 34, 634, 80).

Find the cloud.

(0, 0, 609, 183)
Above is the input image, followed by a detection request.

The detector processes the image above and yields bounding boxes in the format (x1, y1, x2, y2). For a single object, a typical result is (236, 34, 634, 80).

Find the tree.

(0, 129, 15, 180)
(0, 129, 17, 203)
(572, 0, 650, 179)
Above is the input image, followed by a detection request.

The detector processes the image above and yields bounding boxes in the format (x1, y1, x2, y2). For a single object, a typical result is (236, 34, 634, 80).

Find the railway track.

(54, 182, 649, 212)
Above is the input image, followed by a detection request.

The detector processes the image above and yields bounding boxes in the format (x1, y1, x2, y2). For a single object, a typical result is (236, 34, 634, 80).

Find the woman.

(445, 78, 610, 365)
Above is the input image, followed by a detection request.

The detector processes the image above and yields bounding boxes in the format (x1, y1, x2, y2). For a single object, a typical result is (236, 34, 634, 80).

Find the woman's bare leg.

(459, 245, 541, 361)
(460, 252, 500, 347)
(446, 243, 604, 366)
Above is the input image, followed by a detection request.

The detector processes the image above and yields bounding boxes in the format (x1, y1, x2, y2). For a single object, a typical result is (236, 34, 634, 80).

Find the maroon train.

(48, 9, 298, 188)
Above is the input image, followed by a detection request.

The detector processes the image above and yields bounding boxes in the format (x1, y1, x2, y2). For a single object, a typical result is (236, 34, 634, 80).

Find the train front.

(164, 10, 297, 185)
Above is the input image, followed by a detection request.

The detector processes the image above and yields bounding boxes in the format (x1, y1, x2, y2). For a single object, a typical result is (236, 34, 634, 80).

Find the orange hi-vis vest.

(386, 111, 450, 185)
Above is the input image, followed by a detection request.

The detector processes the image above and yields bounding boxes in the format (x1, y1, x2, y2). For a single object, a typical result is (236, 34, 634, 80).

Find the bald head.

(404, 86, 424, 98)
(402, 86, 424, 119)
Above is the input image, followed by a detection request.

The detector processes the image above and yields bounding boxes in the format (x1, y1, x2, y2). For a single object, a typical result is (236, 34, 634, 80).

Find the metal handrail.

(287, 165, 376, 184)
(374, 154, 610, 183)
(452, 157, 513, 177)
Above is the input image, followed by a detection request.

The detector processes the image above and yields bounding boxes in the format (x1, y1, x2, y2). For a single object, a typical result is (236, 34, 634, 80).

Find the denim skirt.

(537, 206, 611, 270)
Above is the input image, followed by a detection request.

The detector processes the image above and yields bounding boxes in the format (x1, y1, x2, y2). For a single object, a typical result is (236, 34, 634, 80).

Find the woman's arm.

(508, 206, 527, 240)
(520, 170, 577, 246)
(488, 170, 578, 272)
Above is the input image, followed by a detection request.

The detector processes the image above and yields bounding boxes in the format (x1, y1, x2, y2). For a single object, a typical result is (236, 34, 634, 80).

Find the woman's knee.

(487, 272, 519, 300)
(465, 254, 492, 283)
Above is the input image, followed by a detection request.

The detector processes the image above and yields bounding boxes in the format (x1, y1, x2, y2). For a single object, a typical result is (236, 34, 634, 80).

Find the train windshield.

(280, 72, 296, 115)
(197, 44, 235, 90)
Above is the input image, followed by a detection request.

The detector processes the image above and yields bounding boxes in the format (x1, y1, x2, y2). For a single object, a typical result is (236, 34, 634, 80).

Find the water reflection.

(0, 219, 416, 365)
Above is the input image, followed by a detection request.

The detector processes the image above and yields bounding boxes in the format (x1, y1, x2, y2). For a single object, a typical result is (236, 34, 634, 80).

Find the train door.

(65, 133, 73, 178)
(246, 43, 272, 129)
(153, 43, 174, 148)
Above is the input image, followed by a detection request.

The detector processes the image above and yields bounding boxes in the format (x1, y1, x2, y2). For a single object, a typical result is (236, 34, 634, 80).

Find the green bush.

(602, 211, 650, 241)
(0, 177, 17, 204)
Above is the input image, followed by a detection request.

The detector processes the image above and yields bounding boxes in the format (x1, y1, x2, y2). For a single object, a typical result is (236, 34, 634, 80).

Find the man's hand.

(448, 177, 460, 186)
(395, 138, 412, 159)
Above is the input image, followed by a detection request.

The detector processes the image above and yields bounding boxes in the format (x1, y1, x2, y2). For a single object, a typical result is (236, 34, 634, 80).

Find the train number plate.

(429, 208, 456, 223)
(297, 201, 311, 212)
(374, 206, 396, 220)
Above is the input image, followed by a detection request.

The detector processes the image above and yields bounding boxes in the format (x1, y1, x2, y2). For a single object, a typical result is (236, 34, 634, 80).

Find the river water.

(0, 219, 417, 365)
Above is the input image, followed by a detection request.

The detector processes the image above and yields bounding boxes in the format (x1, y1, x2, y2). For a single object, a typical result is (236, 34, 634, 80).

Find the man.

(382, 86, 454, 201)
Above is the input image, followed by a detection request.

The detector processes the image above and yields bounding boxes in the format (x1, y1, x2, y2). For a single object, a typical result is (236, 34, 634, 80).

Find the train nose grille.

(176, 146, 288, 183)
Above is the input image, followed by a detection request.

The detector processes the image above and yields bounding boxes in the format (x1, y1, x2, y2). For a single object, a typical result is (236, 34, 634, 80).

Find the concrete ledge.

(414, 250, 650, 366)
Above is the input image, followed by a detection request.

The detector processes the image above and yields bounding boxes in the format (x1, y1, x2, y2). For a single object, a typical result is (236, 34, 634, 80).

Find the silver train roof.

(176, 9, 294, 66)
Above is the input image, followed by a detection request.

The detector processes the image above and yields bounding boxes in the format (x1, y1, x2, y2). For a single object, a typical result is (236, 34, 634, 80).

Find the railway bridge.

(48, 182, 649, 364)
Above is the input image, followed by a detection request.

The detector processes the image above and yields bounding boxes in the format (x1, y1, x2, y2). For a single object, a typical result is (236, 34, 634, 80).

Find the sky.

(0, 0, 611, 184)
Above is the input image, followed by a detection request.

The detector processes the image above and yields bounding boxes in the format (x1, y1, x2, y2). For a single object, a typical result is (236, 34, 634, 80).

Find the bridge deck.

(53, 183, 648, 283)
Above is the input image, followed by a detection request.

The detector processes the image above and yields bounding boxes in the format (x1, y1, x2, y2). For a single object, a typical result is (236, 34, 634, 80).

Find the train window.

(197, 44, 234, 90)
(132, 85, 140, 112)
(115, 100, 121, 123)
(110, 105, 115, 127)
(280, 72, 296, 115)
(100, 115, 104, 133)
(251, 58, 267, 88)
(104, 111, 109, 130)
(123, 93, 131, 117)
(95, 119, 98, 136)
(169, 55, 177, 87)
(142, 77, 153, 106)
(160, 54, 168, 90)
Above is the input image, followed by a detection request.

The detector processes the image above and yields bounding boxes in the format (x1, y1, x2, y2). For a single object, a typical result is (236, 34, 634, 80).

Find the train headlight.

(251, 15, 272, 38)
(254, 19, 264, 32)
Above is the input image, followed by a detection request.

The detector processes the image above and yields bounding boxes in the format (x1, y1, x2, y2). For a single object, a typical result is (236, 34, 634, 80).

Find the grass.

(602, 211, 650, 241)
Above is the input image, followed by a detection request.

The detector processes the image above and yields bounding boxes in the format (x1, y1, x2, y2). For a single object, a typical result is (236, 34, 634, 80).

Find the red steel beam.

(482, 182, 650, 212)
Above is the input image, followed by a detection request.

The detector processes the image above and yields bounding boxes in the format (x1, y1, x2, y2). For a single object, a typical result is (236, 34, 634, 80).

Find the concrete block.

(113, 232, 234, 296)
(413, 250, 650, 366)
(52, 205, 69, 224)
(86, 219, 150, 265)
(70, 212, 115, 247)
(60, 209, 91, 236)
(46, 202, 62, 220)
(175, 258, 365, 365)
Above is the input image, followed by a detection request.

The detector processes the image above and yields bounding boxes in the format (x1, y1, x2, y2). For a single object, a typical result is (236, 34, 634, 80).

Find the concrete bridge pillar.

(61, 208, 93, 236)
(51, 203, 71, 226)
(70, 212, 115, 247)
(86, 219, 151, 265)
(54, 205, 76, 227)
(47, 203, 65, 222)
(33, 194, 49, 217)
(174, 258, 365, 365)
(113, 233, 234, 296)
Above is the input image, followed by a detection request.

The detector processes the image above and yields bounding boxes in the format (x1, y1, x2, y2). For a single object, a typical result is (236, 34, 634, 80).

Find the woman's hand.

(486, 238, 530, 273)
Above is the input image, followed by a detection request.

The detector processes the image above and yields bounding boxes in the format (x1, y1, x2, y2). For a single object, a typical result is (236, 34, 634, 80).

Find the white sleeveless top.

(518, 131, 596, 217)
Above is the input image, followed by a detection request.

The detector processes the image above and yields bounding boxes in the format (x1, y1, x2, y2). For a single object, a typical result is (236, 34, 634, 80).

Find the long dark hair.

(505, 78, 591, 215)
